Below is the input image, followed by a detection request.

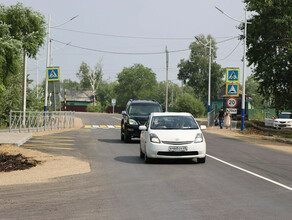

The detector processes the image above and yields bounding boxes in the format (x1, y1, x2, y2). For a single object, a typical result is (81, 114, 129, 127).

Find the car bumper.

(274, 123, 292, 129)
(146, 142, 206, 159)
(125, 124, 141, 138)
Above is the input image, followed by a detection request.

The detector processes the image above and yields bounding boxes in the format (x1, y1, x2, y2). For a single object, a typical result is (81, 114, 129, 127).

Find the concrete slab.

(0, 132, 33, 146)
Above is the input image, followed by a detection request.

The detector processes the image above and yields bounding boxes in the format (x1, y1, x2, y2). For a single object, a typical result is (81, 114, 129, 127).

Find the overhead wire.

(51, 39, 190, 55)
(52, 27, 238, 40)
(217, 39, 242, 61)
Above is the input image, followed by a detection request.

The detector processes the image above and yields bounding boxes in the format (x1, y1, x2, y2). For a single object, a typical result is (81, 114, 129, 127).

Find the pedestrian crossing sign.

(47, 67, 60, 81)
(226, 83, 239, 97)
(226, 68, 240, 83)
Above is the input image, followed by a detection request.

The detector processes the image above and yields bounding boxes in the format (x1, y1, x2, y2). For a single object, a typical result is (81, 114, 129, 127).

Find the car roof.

(150, 112, 193, 117)
(128, 99, 159, 104)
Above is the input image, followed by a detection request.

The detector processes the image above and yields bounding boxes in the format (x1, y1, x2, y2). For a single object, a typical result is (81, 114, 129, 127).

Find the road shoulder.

(204, 127, 292, 154)
(0, 117, 91, 186)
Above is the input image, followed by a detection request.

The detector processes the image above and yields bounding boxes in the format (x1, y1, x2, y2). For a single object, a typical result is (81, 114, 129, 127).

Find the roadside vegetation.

(0, 1, 291, 129)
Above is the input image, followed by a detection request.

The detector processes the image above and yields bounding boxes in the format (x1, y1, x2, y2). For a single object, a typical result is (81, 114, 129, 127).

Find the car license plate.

(169, 146, 187, 152)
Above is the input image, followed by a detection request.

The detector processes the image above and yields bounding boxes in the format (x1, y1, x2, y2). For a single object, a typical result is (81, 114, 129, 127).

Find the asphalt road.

(0, 112, 291, 220)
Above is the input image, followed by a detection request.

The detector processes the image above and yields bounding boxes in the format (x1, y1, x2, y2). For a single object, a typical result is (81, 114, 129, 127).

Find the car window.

(150, 116, 199, 129)
(278, 114, 292, 119)
(129, 104, 161, 116)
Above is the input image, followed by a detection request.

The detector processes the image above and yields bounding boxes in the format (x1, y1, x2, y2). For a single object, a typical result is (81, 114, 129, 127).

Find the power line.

(52, 39, 190, 55)
(52, 27, 238, 41)
(217, 39, 242, 61)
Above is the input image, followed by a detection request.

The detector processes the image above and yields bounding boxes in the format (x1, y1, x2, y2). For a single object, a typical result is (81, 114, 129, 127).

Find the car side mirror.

(200, 125, 207, 130)
(139, 125, 147, 131)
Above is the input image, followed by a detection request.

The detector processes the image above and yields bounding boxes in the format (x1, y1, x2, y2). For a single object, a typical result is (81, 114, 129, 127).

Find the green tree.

(245, 75, 267, 108)
(242, 0, 292, 111)
(155, 81, 182, 110)
(115, 64, 158, 106)
(173, 93, 206, 117)
(61, 79, 81, 90)
(76, 61, 103, 104)
(0, 2, 46, 58)
(177, 34, 224, 102)
(96, 81, 118, 108)
(0, 3, 46, 126)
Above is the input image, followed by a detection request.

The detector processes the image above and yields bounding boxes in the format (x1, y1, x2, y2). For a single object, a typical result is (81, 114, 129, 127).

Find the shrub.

(87, 102, 104, 112)
(173, 93, 205, 117)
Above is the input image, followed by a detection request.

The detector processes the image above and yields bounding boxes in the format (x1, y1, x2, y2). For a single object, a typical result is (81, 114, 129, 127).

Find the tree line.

(1, 1, 291, 127)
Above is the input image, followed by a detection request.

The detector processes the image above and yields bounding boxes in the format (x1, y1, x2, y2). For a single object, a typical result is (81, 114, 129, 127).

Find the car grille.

(162, 141, 193, 145)
(157, 151, 198, 156)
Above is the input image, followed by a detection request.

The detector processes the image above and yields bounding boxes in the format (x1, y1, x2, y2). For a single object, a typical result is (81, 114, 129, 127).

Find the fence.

(9, 111, 75, 132)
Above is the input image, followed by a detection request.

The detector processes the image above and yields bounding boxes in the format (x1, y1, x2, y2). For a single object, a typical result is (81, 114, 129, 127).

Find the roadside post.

(47, 66, 61, 111)
(111, 98, 116, 114)
(225, 68, 240, 129)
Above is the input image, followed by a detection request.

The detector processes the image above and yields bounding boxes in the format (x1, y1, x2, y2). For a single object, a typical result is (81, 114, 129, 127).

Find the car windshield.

(278, 113, 292, 119)
(129, 104, 161, 116)
(150, 115, 199, 130)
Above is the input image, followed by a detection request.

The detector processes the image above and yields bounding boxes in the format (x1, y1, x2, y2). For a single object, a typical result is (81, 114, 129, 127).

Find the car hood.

(130, 115, 149, 125)
(152, 129, 201, 142)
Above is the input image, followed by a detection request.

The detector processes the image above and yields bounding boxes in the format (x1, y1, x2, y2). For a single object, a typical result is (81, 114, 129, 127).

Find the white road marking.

(207, 154, 292, 191)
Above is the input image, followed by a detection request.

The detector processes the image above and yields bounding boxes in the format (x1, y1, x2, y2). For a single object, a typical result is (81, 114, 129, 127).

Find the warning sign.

(226, 83, 239, 97)
(47, 67, 60, 81)
(226, 68, 240, 83)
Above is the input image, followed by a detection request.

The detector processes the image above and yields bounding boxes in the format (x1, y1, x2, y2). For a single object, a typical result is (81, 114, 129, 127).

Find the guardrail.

(9, 111, 75, 132)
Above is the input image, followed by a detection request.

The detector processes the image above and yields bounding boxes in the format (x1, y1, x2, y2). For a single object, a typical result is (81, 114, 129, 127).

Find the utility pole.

(36, 55, 39, 98)
(241, 8, 248, 131)
(22, 51, 27, 127)
(208, 38, 212, 112)
(165, 46, 169, 112)
(44, 15, 51, 112)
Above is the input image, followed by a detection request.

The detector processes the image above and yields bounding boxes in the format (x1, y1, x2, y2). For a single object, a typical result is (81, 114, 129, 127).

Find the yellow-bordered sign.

(47, 67, 60, 81)
(226, 83, 239, 97)
(226, 68, 240, 83)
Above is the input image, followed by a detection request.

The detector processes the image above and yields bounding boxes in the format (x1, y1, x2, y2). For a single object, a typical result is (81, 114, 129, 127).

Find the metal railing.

(9, 111, 75, 132)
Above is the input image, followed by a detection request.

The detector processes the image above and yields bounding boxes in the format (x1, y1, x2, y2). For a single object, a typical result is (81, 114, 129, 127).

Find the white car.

(139, 112, 207, 163)
(273, 112, 292, 129)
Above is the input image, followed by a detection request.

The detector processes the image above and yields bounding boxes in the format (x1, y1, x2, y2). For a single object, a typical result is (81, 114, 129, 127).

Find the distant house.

(61, 90, 94, 112)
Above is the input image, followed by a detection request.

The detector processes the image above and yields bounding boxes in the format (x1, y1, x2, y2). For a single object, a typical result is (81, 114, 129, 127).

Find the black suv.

(121, 99, 162, 142)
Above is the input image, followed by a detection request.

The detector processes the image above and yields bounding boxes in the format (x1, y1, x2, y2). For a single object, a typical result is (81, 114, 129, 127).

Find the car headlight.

(150, 133, 160, 143)
(194, 133, 203, 143)
(129, 119, 138, 125)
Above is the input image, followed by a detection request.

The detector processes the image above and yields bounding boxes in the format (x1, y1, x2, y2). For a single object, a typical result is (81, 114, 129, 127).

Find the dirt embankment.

(0, 117, 91, 186)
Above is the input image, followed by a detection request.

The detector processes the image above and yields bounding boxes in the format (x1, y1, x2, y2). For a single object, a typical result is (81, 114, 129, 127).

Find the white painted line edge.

(207, 154, 292, 191)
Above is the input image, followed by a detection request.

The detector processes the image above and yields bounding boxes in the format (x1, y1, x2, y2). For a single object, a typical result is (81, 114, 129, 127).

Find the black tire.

(140, 146, 145, 159)
(121, 129, 124, 141)
(197, 157, 206, 163)
(124, 132, 131, 143)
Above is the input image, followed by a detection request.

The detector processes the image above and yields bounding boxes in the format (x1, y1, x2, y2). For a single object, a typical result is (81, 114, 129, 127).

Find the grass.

(240, 120, 292, 140)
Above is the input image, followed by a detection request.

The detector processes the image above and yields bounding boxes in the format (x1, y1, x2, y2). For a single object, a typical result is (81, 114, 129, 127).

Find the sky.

(2, 0, 252, 87)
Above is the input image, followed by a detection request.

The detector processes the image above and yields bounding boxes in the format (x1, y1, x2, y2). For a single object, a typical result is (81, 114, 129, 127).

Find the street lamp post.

(215, 6, 249, 131)
(195, 37, 212, 113)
